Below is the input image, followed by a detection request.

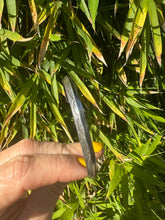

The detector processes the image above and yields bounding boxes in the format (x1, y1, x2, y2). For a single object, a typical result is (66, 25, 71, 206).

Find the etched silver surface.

(63, 76, 96, 178)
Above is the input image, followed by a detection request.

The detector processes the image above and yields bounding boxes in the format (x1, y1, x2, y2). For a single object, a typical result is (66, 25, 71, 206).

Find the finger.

(17, 183, 67, 220)
(0, 139, 84, 166)
(0, 154, 87, 211)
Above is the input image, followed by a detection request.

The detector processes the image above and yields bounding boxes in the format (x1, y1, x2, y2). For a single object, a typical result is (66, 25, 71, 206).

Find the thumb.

(0, 153, 87, 212)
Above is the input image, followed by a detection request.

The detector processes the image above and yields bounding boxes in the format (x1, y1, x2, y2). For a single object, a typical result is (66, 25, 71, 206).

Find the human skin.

(0, 139, 102, 220)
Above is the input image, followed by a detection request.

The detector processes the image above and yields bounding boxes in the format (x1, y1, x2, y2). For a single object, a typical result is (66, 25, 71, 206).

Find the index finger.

(0, 139, 84, 166)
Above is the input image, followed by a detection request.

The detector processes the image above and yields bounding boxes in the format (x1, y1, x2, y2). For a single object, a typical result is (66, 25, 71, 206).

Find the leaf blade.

(148, 0, 162, 66)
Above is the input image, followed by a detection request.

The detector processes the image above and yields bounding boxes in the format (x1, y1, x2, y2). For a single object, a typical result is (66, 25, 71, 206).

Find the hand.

(0, 139, 102, 220)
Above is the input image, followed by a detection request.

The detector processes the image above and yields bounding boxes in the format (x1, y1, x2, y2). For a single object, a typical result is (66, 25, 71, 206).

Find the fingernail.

(78, 142, 103, 167)
(78, 158, 86, 167)
(92, 142, 104, 153)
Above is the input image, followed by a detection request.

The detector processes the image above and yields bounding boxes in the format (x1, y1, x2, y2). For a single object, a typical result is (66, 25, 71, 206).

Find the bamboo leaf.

(51, 74, 59, 107)
(75, 24, 93, 56)
(106, 160, 125, 198)
(38, 2, 62, 68)
(118, 0, 137, 57)
(63, 5, 107, 66)
(0, 67, 13, 99)
(99, 91, 127, 122)
(91, 124, 124, 160)
(30, 78, 38, 138)
(127, 116, 141, 147)
(38, 2, 54, 25)
(52, 208, 66, 219)
(114, 0, 119, 18)
(88, 0, 99, 30)
(131, 164, 161, 185)
(139, 16, 150, 87)
(97, 13, 121, 40)
(121, 174, 128, 209)
(0, 123, 8, 148)
(133, 178, 144, 219)
(116, 61, 128, 87)
(0, 0, 4, 28)
(41, 80, 73, 142)
(3, 74, 37, 127)
(38, 69, 51, 84)
(6, 0, 16, 31)
(3, 119, 21, 148)
(133, 120, 154, 135)
(78, 0, 91, 24)
(156, 3, 165, 31)
(49, 123, 58, 142)
(142, 109, 165, 123)
(28, 0, 39, 34)
(148, 0, 162, 66)
(126, 0, 148, 63)
(52, 46, 71, 73)
(126, 97, 146, 109)
(73, 182, 85, 209)
(69, 71, 101, 111)
(0, 29, 34, 42)
(142, 135, 161, 158)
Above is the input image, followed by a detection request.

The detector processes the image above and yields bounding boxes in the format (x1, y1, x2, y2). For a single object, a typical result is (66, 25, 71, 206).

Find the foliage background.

(0, 0, 165, 219)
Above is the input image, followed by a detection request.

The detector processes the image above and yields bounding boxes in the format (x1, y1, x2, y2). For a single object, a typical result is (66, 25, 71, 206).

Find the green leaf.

(106, 160, 125, 198)
(6, 0, 16, 31)
(0, 0, 4, 28)
(63, 5, 107, 65)
(133, 120, 154, 135)
(52, 208, 66, 219)
(73, 182, 85, 209)
(76, 24, 93, 54)
(38, 2, 62, 67)
(126, 97, 146, 109)
(51, 74, 59, 107)
(41, 79, 73, 142)
(0, 29, 34, 42)
(142, 135, 161, 158)
(38, 2, 54, 25)
(148, 0, 162, 66)
(88, 0, 99, 30)
(30, 78, 38, 138)
(0, 67, 15, 100)
(28, 0, 39, 33)
(4, 74, 37, 127)
(116, 61, 128, 87)
(121, 174, 128, 209)
(99, 92, 127, 122)
(142, 109, 165, 123)
(139, 16, 150, 87)
(69, 71, 101, 111)
(133, 178, 144, 219)
(118, 0, 137, 57)
(91, 124, 124, 160)
(131, 164, 161, 185)
(97, 13, 121, 40)
(79, 0, 91, 23)
(52, 46, 71, 73)
(126, 0, 148, 62)
(127, 116, 141, 147)
(133, 135, 161, 161)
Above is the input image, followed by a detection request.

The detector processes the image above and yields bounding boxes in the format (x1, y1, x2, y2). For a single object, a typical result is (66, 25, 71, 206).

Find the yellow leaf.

(126, 0, 148, 62)
(28, 0, 39, 34)
(116, 61, 128, 87)
(118, 1, 137, 57)
(38, 2, 62, 68)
